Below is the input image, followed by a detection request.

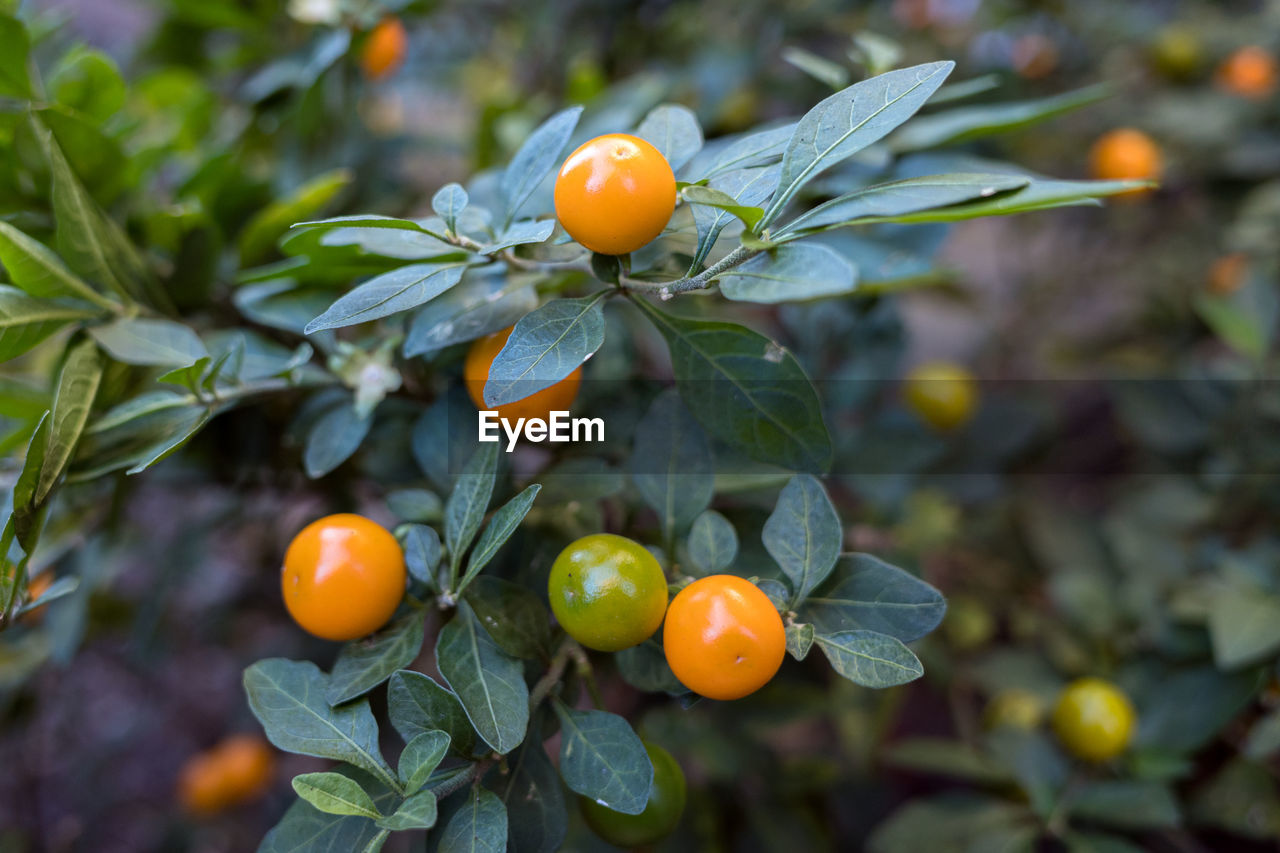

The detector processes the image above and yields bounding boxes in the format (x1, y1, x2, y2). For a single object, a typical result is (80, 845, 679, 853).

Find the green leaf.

(616, 640, 686, 695)
(483, 219, 556, 253)
(0, 13, 33, 98)
(36, 337, 102, 504)
(1207, 585, 1280, 670)
(0, 287, 98, 363)
(0, 221, 109, 305)
(432, 184, 469, 234)
(1068, 780, 1181, 831)
(782, 46, 850, 89)
(243, 658, 396, 785)
(681, 185, 765, 230)
(760, 61, 954, 227)
(491, 738, 567, 853)
(1245, 710, 1280, 760)
(10, 412, 49, 552)
(49, 47, 127, 123)
(378, 788, 438, 831)
(687, 510, 738, 575)
(762, 474, 841, 605)
(444, 443, 499, 572)
(239, 168, 352, 264)
(304, 399, 370, 478)
(869, 794, 1036, 853)
(717, 243, 856, 303)
(859, 177, 1151, 224)
(123, 408, 211, 475)
(888, 85, 1110, 151)
(459, 484, 541, 593)
(697, 123, 795, 181)
(438, 787, 507, 853)
(799, 553, 946, 642)
(636, 104, 703, 172)
(500, 106, 583, 227)
(305, 262, 468, 333)
(786, 622, 815, 660)
(815, 629, 923, 687)
(327, 612, 425, 706)
(465, 575, 551, 661)
(552, 702, 653, 815)
(387, 670, 477, 758)
(1137, 666, 1258, 753)
(634, 299, 831, 472)
(436, 600, 529, 754)
(688, 165, 780, 274)
(1195, 292, 1269, 361)
(37, 120, 152, 305)
(292, 772, 383, 819)
(399, 730, 451, 793)
(629, 389, 713, 540)
(388, 489, 443, 524)
(882, 738, 1014, 785)
(776, 173, 1030, 238)
(985, 729, 1069, 818)
(261, 767, 398, 853)
(404, 267, 537, 357)
(483, 294, 606, 407)
(400, 524, 442, 587)
(88, 317, 207, 366)
(157, 357, 211, 393)
(1190, 757, 1280, 839)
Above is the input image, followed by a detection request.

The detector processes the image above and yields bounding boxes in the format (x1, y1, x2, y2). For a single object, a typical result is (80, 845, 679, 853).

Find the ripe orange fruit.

(903, 362, 978, 432)
(663, 574, 785, 700)
(1208, 253, 1248, 296)
(464, 326, 582, 422)
(554, 133, 676, 256)
(1217, 46, 1278, 99)
(548, 533, 668, 652)
(1088, 128, 1161, 196)
(19, 571, 54, 625)
(178, 735, 275, 817)
(282, 513, 406, 641)
(360, 17, 407, 81)
(1051, 678, 1137, 762)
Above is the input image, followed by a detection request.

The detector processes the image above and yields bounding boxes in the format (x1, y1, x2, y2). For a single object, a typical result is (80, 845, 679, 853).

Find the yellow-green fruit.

(1151, 27, 1204, 80)
(580, 742, 687, 847)
(943, 595, 995, 651)
(548, 533, 668, 652)
(985, 688, 1047, 731)
(903, 362, 978, 432)
(1052, 678, 1137, 762)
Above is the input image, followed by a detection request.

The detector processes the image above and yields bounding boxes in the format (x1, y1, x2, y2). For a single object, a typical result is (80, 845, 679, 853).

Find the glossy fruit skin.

(580, 742, 687, 847)
(985, 688, 1047, 731)
(1052, 678, 1137, 762)
(1217, 46, 1278, 99)
(361, 17, 407, 81)
(548, 534, 668, 652)
(1088, 129, 1162, 196)
(179, 735, 275, 816)
(663, 575, 786, 700)
(464, 326, 582, 423)
(554, 133, 676, 255)
(903, 362, 978, 432)
(282, 514, 406, 641)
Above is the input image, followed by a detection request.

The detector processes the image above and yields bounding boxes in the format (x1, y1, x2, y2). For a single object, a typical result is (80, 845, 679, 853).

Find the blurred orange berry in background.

(178, 735, 275, 816)
(360, 17, 407, 81)
(1088, 128, 1162, 196)
(1216, 46, 1278, 99)
(1012, 34, 1059, 79)
(1208, 253, 1248, 296)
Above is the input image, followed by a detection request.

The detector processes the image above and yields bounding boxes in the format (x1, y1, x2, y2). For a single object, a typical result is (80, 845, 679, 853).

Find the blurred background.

(3, 0, 1280, 850)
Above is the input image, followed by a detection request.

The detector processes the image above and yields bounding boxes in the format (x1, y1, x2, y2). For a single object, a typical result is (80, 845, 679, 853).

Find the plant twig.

(567, 644, 605, 710)
(528, 636, 577, 710)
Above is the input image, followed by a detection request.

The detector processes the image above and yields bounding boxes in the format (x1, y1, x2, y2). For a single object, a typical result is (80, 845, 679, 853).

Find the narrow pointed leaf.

(305, 262, 467, 333)
(763, 474, 842, 604)
(501, 106, 583, 226)
(458, 484, 541, 592)
(483, 293, 606, 407)
(292, 772, 383, 819)
(552, 703, 653, 815)
(816, 629, 923, 687)
(436, 600, 529, 754)
(327, 611, 425, 706)
(636, 104, 703, 172)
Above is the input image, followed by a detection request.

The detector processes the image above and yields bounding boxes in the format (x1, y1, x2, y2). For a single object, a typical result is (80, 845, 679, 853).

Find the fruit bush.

(3, 1, 1280, 851)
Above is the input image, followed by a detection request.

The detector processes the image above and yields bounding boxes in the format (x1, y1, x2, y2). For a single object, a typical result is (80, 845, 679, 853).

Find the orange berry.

(19, 571, 54, 625)
(1208, 253, 1248, 296)
(282, 514, 406, 641)
(663, 575, 785, 700)
(464, 326, 582, 423)
(1217, 46, 1278, 99)
(554, 133, 676, 256)
(361, 17, 407, 81)
(179, 735, 275, 817)
(1089, 129, 1162, 197)
(1012, 34, 1059, 79)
